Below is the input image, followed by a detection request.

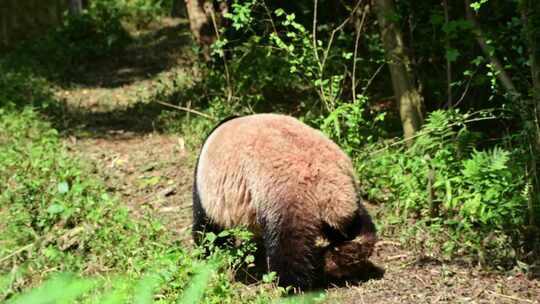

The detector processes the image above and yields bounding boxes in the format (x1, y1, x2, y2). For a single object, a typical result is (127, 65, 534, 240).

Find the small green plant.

(320, 95, 386, 156)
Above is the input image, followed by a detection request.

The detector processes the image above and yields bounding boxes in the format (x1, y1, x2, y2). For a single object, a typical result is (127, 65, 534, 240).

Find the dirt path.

(329, 241, 539, 303)
(67, 132, 194, 239)
(58, 17, 197, 242)
(58, 18, 540, 304)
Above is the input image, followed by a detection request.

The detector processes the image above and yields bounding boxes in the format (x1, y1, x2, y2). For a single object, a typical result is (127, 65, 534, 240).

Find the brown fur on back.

(196, 113, 359, 232)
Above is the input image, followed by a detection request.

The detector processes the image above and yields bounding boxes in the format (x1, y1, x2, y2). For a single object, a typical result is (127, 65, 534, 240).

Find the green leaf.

(342, 52, 353, 60)
(217, 231, 230, 238)
(446, 48, 460, 62)
(177, 263, 215, 304)
(9, 273, 95, 304)
(133, 274, 162, 304)
(47, 204, 64, 214)
(262, 272, 277, 284)
(57, 181, 69, 194)
(286, 13, 296, 22)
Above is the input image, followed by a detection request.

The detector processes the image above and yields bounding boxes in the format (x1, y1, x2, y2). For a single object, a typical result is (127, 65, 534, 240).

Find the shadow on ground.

(63, 20, 192, 89)
(43, 18, 198, 138)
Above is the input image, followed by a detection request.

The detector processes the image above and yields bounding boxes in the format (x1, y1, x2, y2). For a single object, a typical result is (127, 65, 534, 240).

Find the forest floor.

(56, 17, 540, 304)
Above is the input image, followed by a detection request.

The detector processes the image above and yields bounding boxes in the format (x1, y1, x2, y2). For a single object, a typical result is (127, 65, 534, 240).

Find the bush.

(357, 110, 529, 266)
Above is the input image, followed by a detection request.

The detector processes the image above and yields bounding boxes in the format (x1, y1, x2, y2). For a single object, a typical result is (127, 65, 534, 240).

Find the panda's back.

(196, 114, 358, 230)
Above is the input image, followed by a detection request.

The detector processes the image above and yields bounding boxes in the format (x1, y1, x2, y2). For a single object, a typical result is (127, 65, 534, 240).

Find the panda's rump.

(196, 114, 359, 234)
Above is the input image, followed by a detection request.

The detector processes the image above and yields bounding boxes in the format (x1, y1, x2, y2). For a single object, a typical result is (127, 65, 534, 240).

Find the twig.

(0, 243, 34, 264)
(368, 116, 498, 156)
(375, 240, 401, 247)
(321, 0, 364, 73)
(155, 100, 216, 120)
(312, 0, 321, 68)
(361, 63, 385, 96)
(316, 0, 364, 110)
(312, 0, 328, 108)
(261, 0, 278, 35)
(485, 290, 534, 303)
(454, 71, 474, 108)
(386, 254, 408, 261)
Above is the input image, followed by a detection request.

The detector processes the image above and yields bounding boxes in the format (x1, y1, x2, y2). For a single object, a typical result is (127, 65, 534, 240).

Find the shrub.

(357, 110, 529, 266)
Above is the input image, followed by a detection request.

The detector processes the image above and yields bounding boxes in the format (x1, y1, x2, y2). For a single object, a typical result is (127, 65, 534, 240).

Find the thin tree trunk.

(1, 0, 8, 48)
(465, 0, 519, 99)
(172, 0, 187, 18)
(69, 0, 83, 15)
(520, 0, 540, 227)
(185, 0, 224, 61)
(521, 0, 540, 141)
(443, 0, 452, 108)
(374, 0, 424, 144)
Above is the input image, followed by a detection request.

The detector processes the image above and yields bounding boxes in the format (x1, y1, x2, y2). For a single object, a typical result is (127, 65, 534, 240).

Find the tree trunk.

(465, 0, 519, 99)
(521, 0, 540, 146)
(520, 0, 540, 227)
(374, 0, 424, 144)
(185, 0, 217, 61)
(69, 0, 83, 15)
(172, 0, 187, 18)
(1, 0, 8, 48)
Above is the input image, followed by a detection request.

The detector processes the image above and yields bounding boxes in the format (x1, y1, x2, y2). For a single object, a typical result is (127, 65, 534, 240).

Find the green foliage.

(0, 67, 55, 109)
(470, 0, 490, 12)
(0, 108, 173, 299)
(357, 110, 529, 265)
(0, 0, 173, 82)
(4, 259, 322, 304)
(172, 2, 386, 149)
(5, 273, 97, 304)
(460, 148, 525, 227)
(57, 0, 133, 59)
(320, 96, 386, 156)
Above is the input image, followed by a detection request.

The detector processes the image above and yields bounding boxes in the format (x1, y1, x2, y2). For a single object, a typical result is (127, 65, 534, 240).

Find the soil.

(58, 17, 540, 304)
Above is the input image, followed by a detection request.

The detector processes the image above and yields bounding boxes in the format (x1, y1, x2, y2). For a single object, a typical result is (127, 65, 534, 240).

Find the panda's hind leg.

(192, 175, 224, 246)
(259, 209, 321, 290)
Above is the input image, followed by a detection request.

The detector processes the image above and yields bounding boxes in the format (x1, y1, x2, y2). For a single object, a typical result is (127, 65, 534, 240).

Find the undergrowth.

(356, 110, 539, 272)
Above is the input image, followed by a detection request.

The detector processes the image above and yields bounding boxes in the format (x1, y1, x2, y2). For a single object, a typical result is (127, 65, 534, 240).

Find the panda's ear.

(322, 222, 350, 243)
(325, 205, 375, 244)
(354, 204, 377, 237)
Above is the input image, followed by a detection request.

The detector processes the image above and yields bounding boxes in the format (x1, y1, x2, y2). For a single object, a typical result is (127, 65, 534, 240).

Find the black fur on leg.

(258, 208, 321, 290)
(192, 174, 214, 245)
(192, 160, 225, 246)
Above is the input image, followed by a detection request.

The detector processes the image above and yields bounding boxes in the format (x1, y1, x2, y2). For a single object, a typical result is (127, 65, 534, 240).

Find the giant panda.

(192, 113, 377, 289)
